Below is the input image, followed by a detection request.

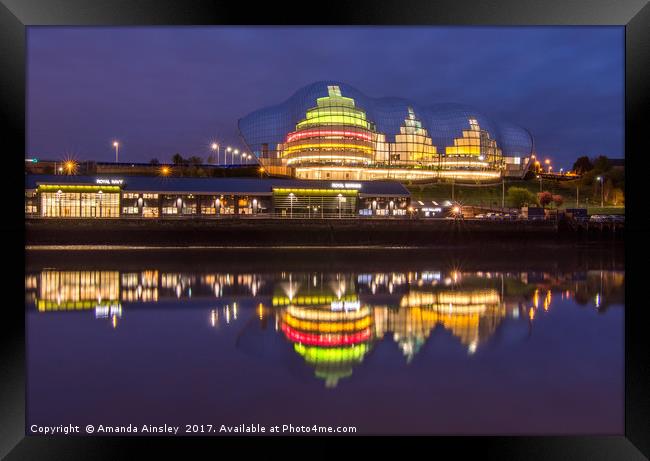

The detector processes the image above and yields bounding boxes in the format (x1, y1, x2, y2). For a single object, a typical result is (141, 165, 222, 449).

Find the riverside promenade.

(25, 218, 622, 247)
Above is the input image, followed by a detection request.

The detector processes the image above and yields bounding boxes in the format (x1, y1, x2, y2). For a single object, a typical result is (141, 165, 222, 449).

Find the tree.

(592, 155, 612, 173)
(572, 156, 593, 174)
(552, 194, 564, 208)
(537, 191, 553, 208)
(188, 156, 203, 166)
(172, 153, 184, 165)
(507, 187, 538, 208)
(149, 158, 160, 165)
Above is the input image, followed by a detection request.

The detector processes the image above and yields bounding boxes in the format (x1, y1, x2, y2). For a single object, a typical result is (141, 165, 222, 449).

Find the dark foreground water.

(25, 245, 624, 435)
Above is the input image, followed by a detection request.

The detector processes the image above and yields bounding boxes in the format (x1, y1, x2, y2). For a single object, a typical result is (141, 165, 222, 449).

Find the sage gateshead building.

(239, 81, 534, 181)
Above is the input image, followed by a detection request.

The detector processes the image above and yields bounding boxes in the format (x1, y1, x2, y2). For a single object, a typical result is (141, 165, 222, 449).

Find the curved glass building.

(239, 81, 534, 181)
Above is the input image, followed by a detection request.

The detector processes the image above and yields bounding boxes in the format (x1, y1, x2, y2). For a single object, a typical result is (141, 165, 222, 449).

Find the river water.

(25, 245, 624, 435)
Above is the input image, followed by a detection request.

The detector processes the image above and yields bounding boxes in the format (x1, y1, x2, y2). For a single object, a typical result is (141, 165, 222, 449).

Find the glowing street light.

(113, 141, 120, 163)
(64, 160, 77, 175)
(210, 142, 219, 164)
(225, 146, 232, 165)
(596, 176, 604, 207)
(536, 174, 542, 192)
(160, 166, 171, 176)
(288, 192, 295, 218)
(233, 149, 239, 165)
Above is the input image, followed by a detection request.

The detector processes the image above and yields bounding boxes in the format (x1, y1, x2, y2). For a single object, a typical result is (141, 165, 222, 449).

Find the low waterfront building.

(25, 175, 410, 219)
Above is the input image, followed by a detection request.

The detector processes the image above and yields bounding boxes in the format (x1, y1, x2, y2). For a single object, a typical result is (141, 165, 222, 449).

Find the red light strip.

(281, 323, 371, 346)
(286, 129, 373, 143)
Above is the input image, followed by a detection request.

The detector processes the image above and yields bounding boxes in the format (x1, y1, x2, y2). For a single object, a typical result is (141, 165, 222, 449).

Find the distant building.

(239, 81, 534, 181)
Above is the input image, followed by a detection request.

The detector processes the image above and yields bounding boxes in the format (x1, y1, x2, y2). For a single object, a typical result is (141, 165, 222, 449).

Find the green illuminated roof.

(296, 85, 373, 131)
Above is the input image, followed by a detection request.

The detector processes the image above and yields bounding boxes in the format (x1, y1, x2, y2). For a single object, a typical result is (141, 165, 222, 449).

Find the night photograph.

(15, 21, 633, 444)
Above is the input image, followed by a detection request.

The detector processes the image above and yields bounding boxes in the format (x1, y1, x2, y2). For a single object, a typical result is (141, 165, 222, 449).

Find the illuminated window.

(40, 190, 119, 218)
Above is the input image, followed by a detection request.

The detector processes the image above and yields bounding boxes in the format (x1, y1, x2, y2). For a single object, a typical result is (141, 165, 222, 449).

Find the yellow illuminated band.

(445, 146, 482, 156)
(282, 312, 371, 333)
(284, 143, 373, 155)
(294, 166, 501, 179)
(37, 299, 119, 311)
(297, 113, 371, 131)
(284, 304, 371, 321)
(294, 343, 369, 363)
(286, 155, 372, 165)
(399, 290, 500, 309)
(37, 184, 121, 192)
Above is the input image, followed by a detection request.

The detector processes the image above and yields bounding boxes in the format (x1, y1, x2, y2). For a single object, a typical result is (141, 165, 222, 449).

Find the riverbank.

(25, 218, 623, 246)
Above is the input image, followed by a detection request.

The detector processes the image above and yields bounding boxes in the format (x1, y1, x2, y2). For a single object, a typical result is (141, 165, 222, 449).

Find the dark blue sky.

(27, 26, 624, 169)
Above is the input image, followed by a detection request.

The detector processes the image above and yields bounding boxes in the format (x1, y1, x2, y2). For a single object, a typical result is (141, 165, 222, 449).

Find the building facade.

(25, 175, 411, 219)
(239, 81, 535, 181)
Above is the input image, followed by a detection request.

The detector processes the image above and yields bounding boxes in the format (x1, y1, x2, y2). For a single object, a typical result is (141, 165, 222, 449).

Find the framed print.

(2, 0, 648, 458)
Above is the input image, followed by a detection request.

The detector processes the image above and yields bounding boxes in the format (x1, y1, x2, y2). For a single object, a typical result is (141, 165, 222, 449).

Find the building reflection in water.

(27, 267, 624, 386)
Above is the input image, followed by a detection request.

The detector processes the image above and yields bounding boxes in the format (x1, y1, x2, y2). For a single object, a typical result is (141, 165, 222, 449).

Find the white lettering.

(331, 182, 362, 189)
(95, 178, 124, 185)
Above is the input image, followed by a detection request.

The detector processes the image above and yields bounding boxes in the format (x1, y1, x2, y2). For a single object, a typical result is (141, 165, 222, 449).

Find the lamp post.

(233, 149, 239, 165)
(337, 193, 342, 219)
(211, 143, 219, 165)
(596, 176, 604, 207)
(289, 192, 295, 218)
(113, 141, 119, 163)
(537, 175, 542, 192)
(225, 147, 232, 165)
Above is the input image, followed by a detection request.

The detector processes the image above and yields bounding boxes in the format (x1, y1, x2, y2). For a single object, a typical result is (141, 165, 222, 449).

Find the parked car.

(475, 214, 485, 219)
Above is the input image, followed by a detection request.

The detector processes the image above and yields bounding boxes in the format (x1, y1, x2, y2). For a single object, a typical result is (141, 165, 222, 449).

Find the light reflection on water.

(25, 249, 624, 434)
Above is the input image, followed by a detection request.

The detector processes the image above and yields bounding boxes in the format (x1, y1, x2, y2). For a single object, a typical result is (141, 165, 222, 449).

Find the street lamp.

(64, 160, 76, 175)
(225, 147, 232, 165)
(536, 175, 542, 192)
(596, 176, 604, 207)
(113, 141, 120, 163)
(337, 193, 343, 219)
(288, 192, 295, 218)
(211, 143, 219, 164)
(233, 149, 239, 165)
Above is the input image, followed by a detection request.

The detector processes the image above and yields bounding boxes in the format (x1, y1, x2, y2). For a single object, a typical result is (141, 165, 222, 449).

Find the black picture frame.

(2, 0, 648, 458)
